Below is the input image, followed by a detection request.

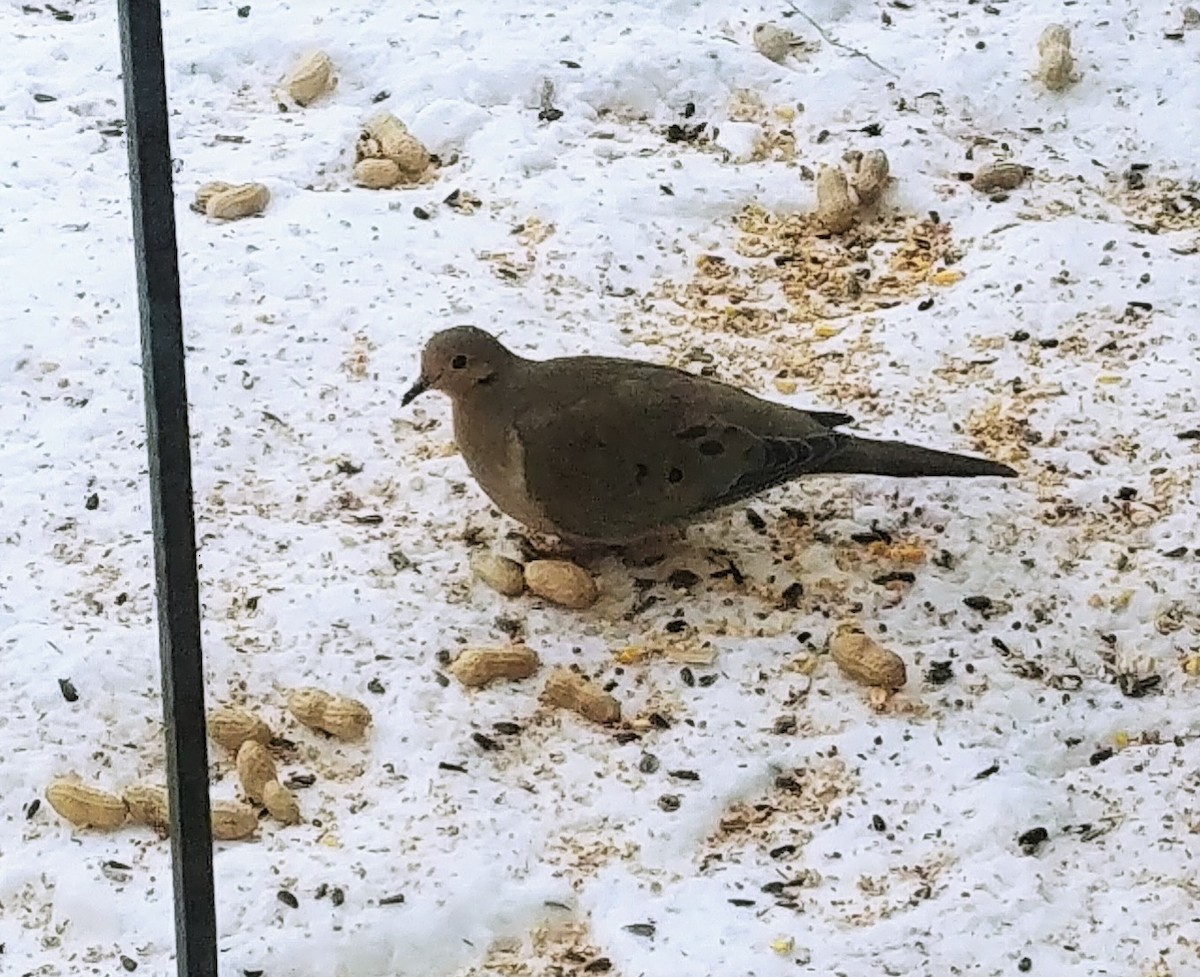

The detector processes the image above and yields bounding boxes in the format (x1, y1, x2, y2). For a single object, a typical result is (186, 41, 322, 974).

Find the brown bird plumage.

(402, 327, 1016, 544)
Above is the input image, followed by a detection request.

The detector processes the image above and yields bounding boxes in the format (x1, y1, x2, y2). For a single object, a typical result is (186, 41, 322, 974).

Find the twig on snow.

(782, 0, 897, 77)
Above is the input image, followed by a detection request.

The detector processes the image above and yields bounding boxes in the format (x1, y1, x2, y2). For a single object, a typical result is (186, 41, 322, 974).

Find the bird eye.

(451, 355, 468, 369)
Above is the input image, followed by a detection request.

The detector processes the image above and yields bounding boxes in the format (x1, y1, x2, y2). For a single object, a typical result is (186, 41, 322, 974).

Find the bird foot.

(506, 528, 688, 568)
(506, 530, 612, 565)
(616, 528, 689, 567)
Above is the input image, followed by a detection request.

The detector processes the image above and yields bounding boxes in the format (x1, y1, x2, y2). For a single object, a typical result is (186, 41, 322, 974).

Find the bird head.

(402, 326, 514, 406)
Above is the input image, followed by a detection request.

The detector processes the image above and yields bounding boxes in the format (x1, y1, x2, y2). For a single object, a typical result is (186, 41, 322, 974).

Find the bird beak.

(401, 376, 430, 406)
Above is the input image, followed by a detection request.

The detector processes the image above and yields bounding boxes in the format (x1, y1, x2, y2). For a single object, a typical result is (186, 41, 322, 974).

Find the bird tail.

(820, 437, 1017, 479)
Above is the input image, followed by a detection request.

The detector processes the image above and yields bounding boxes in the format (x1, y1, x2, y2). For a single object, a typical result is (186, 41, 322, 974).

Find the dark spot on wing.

(698, 440, 725, 456)
(755, 437, 819, 477)
(667, 467, 684, 483)
(676, 425, 708, 440)
(762, 438, 793, 469)
(705, 431, 852, 513)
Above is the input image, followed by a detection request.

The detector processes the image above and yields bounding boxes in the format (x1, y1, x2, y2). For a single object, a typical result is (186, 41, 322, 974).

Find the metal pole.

(116, 2, 218, 975)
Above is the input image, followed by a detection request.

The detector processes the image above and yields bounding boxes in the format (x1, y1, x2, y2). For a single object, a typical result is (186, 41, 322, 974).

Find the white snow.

(2, 0, 1199, 975)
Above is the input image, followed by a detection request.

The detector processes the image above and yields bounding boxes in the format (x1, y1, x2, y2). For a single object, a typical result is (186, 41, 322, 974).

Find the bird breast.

(452, 402, 555, 535)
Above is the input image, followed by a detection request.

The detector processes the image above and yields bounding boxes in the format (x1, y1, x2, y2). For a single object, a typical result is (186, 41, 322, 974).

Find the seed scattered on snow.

(963, 594, 995, 613)
(930, 268, 964, 285)
(444, 188, 482, 213)
(657, 567, 697, 594)
(472, 731, 503, 752)
(1018, 825, 1049, 853)
(926, 660, 954, 686)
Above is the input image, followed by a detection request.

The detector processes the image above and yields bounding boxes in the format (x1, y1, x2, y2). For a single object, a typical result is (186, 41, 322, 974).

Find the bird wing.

(513, 362, 852, 541)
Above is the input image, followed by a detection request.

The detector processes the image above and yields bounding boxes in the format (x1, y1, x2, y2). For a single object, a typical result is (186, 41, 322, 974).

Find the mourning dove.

(402, 327, 1016, 545)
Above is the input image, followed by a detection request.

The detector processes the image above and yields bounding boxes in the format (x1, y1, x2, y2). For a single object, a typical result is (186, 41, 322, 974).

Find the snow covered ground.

(2, 0, 1200, 974)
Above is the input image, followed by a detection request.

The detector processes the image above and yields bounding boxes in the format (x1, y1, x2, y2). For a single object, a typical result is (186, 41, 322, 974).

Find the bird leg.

(506, 529, 613, 564)
(506, 526, 689, 568)
(616, 528, 689, 567)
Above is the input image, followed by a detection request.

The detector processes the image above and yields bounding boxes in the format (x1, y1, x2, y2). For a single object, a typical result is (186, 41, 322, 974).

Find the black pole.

(116, 3, 218, 976)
